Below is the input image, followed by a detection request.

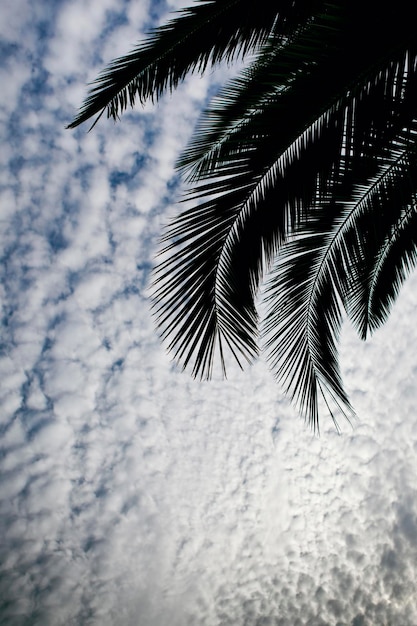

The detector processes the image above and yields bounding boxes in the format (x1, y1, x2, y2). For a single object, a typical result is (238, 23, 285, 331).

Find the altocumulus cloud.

(1, 1, 417, 625)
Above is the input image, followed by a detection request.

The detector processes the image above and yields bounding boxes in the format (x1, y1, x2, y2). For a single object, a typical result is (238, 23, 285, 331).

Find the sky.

(1, 1, 417, 625)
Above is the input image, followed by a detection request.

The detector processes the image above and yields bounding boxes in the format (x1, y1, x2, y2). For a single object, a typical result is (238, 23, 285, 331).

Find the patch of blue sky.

(23, 412, 57, 442)
(82, 1, 166, 70)
(5, 154, 26, 179)
(22, 65, 53, 102)
(109, 152, 146, 189)
(96, 7, 129, 41)
(110, 357, 124, 372)
(32, 11, 62, 62)
(0, 40, 20, 61)
(47, 227, 68, 254)
(72, 163, 95, 191)
(144, 0, 173, 30)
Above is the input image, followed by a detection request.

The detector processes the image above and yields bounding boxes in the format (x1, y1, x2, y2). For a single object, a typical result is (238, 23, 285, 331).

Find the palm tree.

(69, 0, 417, 428)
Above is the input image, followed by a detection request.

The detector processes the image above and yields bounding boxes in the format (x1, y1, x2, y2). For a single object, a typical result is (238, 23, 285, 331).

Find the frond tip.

(262, 213, 356, 430)
(67, 0, 289, 129)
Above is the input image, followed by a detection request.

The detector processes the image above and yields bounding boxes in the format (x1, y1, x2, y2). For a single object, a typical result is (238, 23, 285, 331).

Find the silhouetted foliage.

(70, 1, 417, 428)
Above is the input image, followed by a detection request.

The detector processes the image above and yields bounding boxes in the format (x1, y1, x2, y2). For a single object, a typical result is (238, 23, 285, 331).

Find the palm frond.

(261, 83, 417, 426)
(177, 2, 349, 180)
(69, 0, 417, 425)
(153, 9, 417, 386)
(335, 51, 417, 336)
(177, 3, 416, 182)
(262, 206, 355, 429)
(341, 131, 417, 336)
(152, 102, 348, 380)
(262, 143, 417, 427)
(68, 0, 317, 129)
(368, 204, 417, 331)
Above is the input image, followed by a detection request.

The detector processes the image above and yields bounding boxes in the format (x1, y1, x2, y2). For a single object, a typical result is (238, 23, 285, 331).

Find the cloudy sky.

(1, 1, 417, 625)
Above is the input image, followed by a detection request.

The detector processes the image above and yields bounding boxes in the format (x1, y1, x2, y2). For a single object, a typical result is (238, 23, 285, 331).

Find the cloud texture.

(1, 1, 417, 624)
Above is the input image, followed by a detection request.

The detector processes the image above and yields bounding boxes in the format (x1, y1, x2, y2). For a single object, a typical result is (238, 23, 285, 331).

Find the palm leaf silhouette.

(69, 0, 417, 427)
